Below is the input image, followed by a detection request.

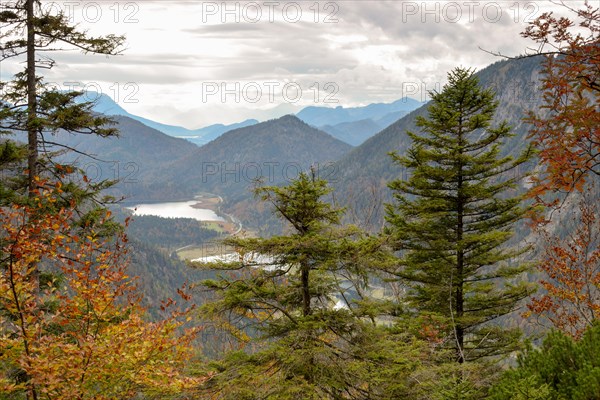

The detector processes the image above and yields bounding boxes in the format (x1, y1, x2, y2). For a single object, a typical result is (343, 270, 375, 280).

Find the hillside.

(163, 114, 351, 193)
(43, 115, 199, 200)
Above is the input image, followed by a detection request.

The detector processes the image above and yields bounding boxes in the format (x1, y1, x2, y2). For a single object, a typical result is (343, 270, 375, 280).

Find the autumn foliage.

(0, 181, 206, 399)
(521, 2, 600, 339)
(523, 3, 600, 201)
(527, 190, 600, 339)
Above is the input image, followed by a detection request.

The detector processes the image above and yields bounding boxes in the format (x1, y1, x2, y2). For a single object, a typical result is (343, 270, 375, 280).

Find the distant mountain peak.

(275, 114, 307, 125)
(277, 114, 300, 121)
(75, 92, 129, 116)
(296, 97, 423, 127)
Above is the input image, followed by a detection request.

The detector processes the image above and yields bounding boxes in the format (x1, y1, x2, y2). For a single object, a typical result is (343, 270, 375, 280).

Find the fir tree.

(385, 68, 535, 364)
(191, 171, 395, 399)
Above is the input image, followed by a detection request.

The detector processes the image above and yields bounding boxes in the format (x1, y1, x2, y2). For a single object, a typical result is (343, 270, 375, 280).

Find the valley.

(122, 193, 244, 260)
(37, 56, 548, 295)
(21, 56, 541, 331)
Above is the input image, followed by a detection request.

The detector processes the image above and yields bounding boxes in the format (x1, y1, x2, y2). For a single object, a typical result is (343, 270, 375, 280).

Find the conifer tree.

(0, 3, 193, 397)
(490, 322, 600, 400)
(0, 0, 125, 195)
(192, 171, 394, 399)
(385, 68, 535, 364)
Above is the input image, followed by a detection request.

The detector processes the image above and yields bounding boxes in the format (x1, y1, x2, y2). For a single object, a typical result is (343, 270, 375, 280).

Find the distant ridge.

(296, 97, 423, 146)
(296, 97, 423, 126)
(81, 92, 422, 147)
(161, 114, 352, 199)
(78, 92, 258, 145)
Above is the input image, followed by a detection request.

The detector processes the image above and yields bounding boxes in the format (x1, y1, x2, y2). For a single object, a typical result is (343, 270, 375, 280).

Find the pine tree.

(0, 3, 197, 397)
(0, 0, 126, 285)
(191, 171, 395, 399)
(385, 68, 535, 364)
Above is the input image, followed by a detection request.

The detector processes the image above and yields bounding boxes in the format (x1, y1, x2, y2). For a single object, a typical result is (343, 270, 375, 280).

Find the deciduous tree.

(0, 181, 207, 399)
(526, 186, 600, 339)
(521, 1, 599, 201)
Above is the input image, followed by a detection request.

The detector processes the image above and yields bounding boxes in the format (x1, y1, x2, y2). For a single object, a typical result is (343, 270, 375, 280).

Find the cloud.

(1, 0, 586, 126)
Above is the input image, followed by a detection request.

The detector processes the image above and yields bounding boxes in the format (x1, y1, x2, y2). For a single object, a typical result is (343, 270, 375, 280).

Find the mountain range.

(79, 93, 258, 146)
(295, 98, 424, 145)
(15, 54, 560, 309)
(296, 97, 422, 126)
(52, 55, 548, 236)
(85, 93, 423, 147)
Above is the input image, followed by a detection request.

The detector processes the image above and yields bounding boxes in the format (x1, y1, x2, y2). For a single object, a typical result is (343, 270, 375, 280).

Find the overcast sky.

(1, 0, 586, 128)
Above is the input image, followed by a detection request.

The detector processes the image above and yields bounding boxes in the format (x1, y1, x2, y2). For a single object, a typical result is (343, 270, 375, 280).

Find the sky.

(0, 0, 587, 128)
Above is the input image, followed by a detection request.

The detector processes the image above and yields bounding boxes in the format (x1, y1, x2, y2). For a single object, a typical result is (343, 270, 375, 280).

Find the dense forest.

(1, 1, 599, 399)
(123, 214, 219, 250)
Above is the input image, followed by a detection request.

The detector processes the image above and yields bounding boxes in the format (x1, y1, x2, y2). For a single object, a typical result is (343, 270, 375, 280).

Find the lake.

(127, 200, 224, 221)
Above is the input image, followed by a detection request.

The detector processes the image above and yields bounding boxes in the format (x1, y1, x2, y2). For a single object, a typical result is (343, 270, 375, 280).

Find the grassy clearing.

(177, 242, 235, 261)
(201, 221, 236, 234)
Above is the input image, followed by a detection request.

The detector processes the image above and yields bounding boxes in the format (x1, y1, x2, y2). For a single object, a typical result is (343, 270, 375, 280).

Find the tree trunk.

(456, 121, 465, 364)
(25, 2, 39, 398)
(301, 262, 311, 317)
(26, 0, 37, 195)
(456, 192, 465, 363)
